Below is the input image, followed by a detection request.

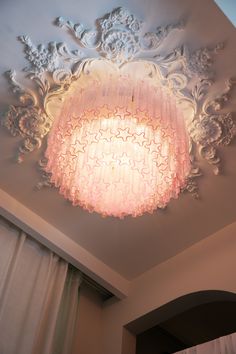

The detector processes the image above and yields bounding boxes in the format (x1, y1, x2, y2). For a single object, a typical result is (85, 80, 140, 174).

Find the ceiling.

(0, 0, 236, 282)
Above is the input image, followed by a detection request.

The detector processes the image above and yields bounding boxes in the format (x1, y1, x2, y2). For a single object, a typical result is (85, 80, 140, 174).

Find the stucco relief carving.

(2, 7, 236, 200)
(55, 7, 184, 65)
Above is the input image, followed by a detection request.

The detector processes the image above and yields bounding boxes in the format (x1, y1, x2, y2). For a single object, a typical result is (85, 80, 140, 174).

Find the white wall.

(72, 284, 103, 354)
(101, 221, 236, 354)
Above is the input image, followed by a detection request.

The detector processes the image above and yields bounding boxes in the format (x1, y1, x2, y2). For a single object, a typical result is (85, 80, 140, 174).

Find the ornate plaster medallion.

(2, 7, 236, 217)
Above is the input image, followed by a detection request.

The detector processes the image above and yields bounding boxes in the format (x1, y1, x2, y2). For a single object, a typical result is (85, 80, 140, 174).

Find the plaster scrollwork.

(3, 37, 84, 162)
(18, 35, 83, 75)
(36, 157, 54, 189)
(3, 104, 49, 162)
(188, 78, 236, 175)
(2, 7, 235, 201)
(56, 7, 184, 65)
(183, 43, 224, 78)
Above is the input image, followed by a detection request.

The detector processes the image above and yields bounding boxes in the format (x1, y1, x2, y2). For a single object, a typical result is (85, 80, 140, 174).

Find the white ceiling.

(0, 0, 236, 281)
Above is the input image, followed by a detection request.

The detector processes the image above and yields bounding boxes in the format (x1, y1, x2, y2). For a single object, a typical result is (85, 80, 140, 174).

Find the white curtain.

(0, 216, 82, 354)
(175, 332, 236, 354)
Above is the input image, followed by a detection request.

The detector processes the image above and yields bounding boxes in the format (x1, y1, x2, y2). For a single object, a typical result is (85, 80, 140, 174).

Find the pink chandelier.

(45, 75, 190, 218)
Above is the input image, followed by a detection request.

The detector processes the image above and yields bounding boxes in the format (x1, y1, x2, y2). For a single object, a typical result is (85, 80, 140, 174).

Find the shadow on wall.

(125, 290, 236, 354)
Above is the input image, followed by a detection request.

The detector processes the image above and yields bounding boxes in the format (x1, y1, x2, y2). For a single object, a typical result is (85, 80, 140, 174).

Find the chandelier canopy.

(45, 74, 190, 217)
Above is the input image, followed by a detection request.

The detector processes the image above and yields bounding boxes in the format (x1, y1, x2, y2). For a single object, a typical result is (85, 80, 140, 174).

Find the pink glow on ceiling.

(45, 76, 190, 218)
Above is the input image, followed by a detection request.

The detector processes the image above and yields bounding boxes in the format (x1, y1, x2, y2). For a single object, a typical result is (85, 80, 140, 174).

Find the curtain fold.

(0, 216, 82, 354)
(175, 332, 236, 354)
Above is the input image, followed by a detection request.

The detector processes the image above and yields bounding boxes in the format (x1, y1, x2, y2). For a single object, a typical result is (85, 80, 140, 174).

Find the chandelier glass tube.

(45, 75, 191, 218)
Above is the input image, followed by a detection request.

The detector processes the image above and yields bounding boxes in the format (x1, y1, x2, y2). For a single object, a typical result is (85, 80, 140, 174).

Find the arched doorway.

(125, 290, 236, 354)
